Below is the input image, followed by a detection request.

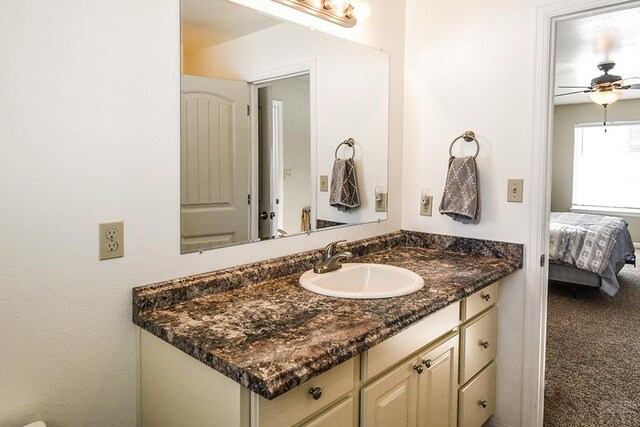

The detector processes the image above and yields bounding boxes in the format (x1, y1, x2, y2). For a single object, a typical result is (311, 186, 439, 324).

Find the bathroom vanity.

(133, 231, 521, 426)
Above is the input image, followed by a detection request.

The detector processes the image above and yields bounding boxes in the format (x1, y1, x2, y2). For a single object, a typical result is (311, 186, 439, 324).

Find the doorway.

(253, 73, 312, 240)
(527, 1, 640, 424)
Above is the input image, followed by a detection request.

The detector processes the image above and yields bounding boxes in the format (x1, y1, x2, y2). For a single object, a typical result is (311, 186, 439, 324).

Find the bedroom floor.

(544, 257, 640, 426)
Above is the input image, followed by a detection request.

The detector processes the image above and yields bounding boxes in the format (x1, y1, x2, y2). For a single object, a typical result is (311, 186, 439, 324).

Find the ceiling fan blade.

(558, 85, 592, 89)
(554, 90, 590, 97)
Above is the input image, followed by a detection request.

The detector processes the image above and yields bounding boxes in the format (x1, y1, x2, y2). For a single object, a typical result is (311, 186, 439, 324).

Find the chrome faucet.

(314, 240, 353, 274)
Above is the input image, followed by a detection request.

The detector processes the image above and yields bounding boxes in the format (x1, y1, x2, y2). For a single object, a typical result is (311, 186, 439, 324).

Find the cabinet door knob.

(482, 293, 491, 301)
(413, 364, 424, 374)
(480, 340, 490, 349)
(422, 359, 432, 368)
(478, 400, 488, 408)
(309, 387, 322, 400)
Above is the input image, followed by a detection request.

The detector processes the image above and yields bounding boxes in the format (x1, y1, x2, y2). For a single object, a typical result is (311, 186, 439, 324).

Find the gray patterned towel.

(330, 158, 360, 211)
(439, 156, 479, 224)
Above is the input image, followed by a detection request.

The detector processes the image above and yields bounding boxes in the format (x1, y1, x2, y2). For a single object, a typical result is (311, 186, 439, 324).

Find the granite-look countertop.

(133, 231, 522, 400)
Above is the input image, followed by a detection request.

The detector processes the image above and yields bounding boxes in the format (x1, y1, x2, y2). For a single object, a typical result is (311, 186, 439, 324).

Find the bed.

(548, 212, 635, 297)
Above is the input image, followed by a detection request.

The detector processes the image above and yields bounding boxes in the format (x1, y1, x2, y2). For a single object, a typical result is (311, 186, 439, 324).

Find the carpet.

(544, 261, 640, 426)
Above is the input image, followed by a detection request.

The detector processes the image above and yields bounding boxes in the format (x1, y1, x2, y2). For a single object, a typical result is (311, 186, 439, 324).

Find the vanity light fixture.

(272, 0, 371, 28)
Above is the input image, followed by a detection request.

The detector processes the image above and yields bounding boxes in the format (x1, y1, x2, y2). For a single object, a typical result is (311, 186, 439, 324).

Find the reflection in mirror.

(180, 0, 389, 253)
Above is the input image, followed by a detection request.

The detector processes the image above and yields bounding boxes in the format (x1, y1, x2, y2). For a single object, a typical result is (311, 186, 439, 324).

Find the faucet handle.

(323, 239, 347, 259)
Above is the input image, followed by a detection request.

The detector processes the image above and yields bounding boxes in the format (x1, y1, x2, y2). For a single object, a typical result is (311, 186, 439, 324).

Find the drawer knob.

(480, 340, 490, 349)
(309, 387, 323, 400)
(479, 400, 488, 408)
(422, 359, 432, 368)
(482, 293, 491, 301)
(413, 364, 424, 374)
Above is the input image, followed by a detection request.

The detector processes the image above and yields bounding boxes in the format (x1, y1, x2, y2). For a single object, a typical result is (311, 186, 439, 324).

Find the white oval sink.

(299, 263, 424, 299)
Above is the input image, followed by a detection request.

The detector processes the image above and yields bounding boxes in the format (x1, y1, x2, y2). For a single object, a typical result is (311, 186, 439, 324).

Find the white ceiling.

(554, 6, 640, 105)
(181, 0, 282, 56)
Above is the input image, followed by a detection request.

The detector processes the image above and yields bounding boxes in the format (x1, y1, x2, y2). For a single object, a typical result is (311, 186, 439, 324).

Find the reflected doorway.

(254, 74, 311, 240)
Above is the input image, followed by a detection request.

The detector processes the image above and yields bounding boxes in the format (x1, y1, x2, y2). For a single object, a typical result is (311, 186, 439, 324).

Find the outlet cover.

(507, 179, 524, 203)
(99, 221, 124, 260)
(375, 193, 387, 212)
(420, 195, 433, 216)
(320, 175, 328, 192)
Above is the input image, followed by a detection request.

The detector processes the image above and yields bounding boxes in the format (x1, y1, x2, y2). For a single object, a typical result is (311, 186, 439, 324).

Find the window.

(572, 122, 640, 211)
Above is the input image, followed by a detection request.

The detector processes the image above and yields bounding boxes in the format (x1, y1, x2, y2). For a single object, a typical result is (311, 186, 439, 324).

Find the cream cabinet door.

(301, 396, 355, 427)
(361, 358, 418, 427)
(416, 335, 459, 427)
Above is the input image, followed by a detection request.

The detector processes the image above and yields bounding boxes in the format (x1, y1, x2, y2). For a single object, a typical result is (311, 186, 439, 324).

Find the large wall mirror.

(180, 0, 390, 253)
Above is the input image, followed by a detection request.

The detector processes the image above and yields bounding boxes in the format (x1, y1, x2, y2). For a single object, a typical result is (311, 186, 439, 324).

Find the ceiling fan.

(555, 61, 640, 126)
(556, 61, 640, 104)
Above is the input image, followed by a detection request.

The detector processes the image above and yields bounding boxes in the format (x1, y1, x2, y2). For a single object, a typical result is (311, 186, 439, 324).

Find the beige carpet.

(544, 261, 640, 426)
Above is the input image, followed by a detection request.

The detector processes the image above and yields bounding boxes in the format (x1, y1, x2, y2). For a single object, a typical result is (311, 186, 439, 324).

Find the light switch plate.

(507, 179, 524, 203)
(99, 221, 124, 260)
(320, 175, 328, 192)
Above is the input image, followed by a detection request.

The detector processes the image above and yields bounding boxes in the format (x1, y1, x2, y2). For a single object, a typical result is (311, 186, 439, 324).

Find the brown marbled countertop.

(133, 231, 522, 400)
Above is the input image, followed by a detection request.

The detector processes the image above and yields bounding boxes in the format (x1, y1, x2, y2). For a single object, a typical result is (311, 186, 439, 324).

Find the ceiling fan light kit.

(589, 89, 622, 106)
(556, 61, 640, 126)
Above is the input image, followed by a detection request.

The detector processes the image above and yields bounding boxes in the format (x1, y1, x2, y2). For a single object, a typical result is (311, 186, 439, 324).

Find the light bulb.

(589, 90, 622, 106)
(349, 1, 371, 21)
(324, 0, 350, 14)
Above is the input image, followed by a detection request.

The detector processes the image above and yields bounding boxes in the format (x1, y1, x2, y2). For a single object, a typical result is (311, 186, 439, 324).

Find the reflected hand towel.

(330, 158, 360, 212)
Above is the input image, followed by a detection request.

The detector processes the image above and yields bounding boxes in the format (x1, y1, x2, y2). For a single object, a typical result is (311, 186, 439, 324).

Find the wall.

(185, 21, 389, 225)
(402, 0, 538, 425)
(551, 99, 640, 242)
(0, 0, 405, 426)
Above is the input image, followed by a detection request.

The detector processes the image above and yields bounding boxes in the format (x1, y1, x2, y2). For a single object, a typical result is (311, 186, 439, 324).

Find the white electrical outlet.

(420, 195, 433, 216)
(320, 175, 329, 192)
(99, 221, 124, 260)
(507, 179, 524, 203)
(375, 193, 387, 212)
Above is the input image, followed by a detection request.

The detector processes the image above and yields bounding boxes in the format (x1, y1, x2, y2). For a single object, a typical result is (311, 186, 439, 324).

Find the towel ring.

(449, 131, 479, 158)
(335, 138, 356, 160)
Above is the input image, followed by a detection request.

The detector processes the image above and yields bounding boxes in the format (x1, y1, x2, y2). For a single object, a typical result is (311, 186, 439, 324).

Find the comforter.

(549, 212, 635, 296)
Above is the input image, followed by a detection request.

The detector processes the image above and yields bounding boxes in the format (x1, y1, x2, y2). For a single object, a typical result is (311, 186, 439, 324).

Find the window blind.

(572, 123, 640, 210)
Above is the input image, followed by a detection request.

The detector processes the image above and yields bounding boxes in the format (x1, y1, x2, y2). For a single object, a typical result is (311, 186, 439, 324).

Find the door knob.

(269, 211, 276, 219)
(422, 359, 432, 368)
(309, 387, 322, 400)
(480, 340, 490, 349)
(413, 364, 424, 374)
(479, 400, 488, 408)
(259, 211, 268, 220)
(481, 293, 491, 301)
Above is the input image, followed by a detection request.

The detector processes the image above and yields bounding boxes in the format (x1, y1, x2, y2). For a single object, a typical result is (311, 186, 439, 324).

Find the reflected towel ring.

(335, 138, 356, 160)
(449, 131, 479, 158)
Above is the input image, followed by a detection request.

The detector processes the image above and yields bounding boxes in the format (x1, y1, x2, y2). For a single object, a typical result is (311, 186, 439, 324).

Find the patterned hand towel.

(330, 158, 360, 212)
(439, 156, 479, 224)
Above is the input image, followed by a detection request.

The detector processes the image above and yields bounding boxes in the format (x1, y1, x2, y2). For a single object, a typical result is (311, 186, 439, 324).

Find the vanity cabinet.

(361, 334, 458, 427)
(138, 282, 500, 427)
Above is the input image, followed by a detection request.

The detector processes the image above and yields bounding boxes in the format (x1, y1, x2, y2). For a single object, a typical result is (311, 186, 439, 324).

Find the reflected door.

(181, 75, 250, 252)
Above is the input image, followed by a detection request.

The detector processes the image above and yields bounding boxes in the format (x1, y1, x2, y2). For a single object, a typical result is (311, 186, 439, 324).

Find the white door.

(181, 75, 250, 252)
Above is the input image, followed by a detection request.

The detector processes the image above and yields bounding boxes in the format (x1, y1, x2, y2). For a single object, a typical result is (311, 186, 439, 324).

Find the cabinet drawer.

(362, 302, 460, 382)
(458, 361, 496, 427)
(300, 396, 354, 427)
(461, 282, 499, 321)
(460, 306, 497, 384)
(253, 358, 356, 427)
